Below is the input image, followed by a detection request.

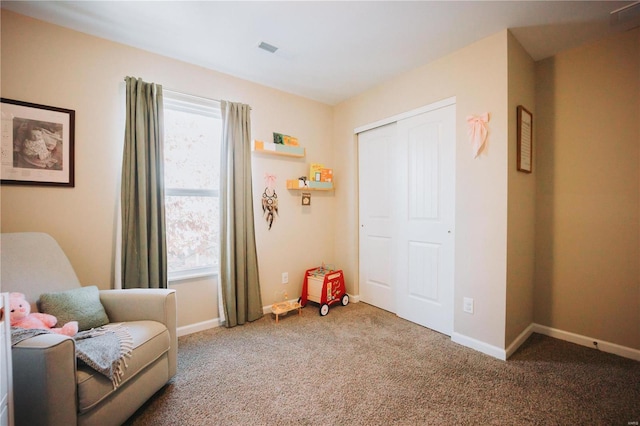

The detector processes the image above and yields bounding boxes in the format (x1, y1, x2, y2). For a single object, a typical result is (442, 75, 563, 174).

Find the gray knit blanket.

(11, 323, 134, 389)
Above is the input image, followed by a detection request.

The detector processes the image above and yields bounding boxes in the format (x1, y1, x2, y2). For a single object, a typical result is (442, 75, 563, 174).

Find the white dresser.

(0, 293, 14, 426)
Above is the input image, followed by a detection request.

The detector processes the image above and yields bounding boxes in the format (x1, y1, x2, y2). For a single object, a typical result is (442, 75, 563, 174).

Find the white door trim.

(354, 96, 456, 134)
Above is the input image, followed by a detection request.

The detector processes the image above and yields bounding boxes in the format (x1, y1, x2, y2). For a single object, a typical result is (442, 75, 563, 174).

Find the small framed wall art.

(1, 98, 75, 187)
(517, 105, 533, 173)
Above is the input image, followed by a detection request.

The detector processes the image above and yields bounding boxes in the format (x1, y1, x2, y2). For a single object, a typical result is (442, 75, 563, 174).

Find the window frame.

(163, 90, 221, 282)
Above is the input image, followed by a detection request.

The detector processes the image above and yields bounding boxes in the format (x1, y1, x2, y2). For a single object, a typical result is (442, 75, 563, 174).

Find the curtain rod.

(123, 78, 221, 104)
(164, 88, 222, 105)
(123, 78, 252, 109)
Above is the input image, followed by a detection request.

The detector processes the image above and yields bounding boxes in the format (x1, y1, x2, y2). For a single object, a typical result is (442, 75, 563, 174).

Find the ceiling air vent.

(258, 41, 279, 53)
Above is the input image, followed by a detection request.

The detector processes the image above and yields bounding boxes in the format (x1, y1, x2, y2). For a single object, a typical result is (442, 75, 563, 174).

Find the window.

(163, 91, 221, 281)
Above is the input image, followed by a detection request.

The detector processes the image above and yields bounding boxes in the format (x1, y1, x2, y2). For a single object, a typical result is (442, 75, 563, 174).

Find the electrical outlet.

(463, 297, 474, 314)
(282, 272, 288, 284)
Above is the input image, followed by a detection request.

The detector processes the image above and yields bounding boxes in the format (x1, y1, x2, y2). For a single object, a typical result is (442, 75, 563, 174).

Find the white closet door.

(358, 102, 455, 336)
(395, 104, 455, 335)
(358, 123, 397, 313)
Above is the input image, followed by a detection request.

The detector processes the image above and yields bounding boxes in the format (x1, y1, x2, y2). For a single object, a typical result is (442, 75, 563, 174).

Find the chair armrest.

(99, 289, 177, 377)
(12, 335, 77, 425)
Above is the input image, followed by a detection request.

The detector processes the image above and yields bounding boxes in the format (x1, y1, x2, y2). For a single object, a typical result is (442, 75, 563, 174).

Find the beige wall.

(534, 28, 640, 349)
(505, 33, 536, 346)
(0, 11, 335, 328)
(4, 9, 636, 353)
(333, 31, 510, 349)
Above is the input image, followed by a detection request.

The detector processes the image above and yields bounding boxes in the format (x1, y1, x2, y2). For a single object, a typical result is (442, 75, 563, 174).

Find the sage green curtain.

(220, 100, 263, 327)
(121, 76, 167, 289)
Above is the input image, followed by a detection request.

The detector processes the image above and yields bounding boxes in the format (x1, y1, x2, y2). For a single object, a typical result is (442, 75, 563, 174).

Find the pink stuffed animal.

(8, 292, 78, 336)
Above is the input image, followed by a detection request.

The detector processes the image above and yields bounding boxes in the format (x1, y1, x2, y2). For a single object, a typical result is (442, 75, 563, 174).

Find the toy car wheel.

(341, 294, 349, 306)
(320, 304, 329, 316)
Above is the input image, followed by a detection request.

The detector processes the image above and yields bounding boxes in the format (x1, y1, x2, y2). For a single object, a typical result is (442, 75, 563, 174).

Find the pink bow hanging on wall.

(264, 173, 276, 191)
(467, 113, 490, 158)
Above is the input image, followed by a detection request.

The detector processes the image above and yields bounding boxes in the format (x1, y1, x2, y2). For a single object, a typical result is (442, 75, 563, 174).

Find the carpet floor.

(125, 302, 640, 425)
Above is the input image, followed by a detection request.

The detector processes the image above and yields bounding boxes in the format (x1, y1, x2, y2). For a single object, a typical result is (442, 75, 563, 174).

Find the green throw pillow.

(39, 286, 109, 331)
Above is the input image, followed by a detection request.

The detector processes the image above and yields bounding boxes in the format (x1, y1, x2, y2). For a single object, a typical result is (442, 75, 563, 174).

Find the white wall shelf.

(252, 140, 305, 158)
(286, 179, 334, 191)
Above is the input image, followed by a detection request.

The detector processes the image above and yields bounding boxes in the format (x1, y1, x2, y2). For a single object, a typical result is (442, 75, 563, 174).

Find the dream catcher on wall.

(262, 173, 278, 230)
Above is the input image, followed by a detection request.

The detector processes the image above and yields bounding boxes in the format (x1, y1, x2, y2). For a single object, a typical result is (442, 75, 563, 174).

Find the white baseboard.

(506, 323, 535, 359)
(451, 332, 507, 361)
(177, 318, 221, 337)
(532, 324, 640, 362)
(503, 322, 640, 361)
(456, 322, 640, 362)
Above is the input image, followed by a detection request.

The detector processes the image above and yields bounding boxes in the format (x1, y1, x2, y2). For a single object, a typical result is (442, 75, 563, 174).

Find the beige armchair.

(1, 232, 177, 426)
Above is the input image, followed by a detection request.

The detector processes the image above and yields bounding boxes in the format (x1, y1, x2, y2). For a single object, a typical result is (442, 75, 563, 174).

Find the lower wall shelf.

(286, 180, 334, 191)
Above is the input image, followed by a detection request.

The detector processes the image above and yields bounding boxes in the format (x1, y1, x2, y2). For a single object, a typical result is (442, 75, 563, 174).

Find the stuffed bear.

(7, 292, 78, 336)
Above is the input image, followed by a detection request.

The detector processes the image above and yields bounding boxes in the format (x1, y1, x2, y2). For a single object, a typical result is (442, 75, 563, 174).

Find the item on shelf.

(273, 132, 299, 146)
(320, 168, 333, 182)
(284, 135, 299, 146)
(309, 163, 324, 181)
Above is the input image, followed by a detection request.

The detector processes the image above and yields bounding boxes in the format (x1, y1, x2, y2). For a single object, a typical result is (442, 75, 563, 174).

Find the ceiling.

(2, 1, 636, 105)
